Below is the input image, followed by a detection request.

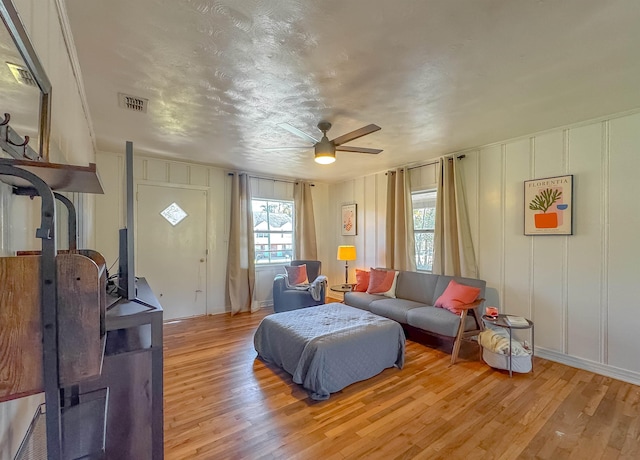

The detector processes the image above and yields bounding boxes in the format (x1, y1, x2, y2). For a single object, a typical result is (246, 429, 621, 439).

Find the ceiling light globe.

(314, 154, 335, 165)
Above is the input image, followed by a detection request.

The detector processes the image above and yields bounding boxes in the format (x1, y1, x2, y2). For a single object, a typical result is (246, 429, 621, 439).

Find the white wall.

(326, 174, 386, 298)
(330, 109, 640, 385)
(0, 1, 96, 458)
(94, 151, 330, 313)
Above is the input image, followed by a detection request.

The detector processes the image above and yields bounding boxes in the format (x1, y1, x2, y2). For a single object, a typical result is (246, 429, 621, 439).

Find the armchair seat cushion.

(274, 289, 323, 313)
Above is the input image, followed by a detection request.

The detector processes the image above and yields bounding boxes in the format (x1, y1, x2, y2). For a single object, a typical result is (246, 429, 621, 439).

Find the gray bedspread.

(254, 303, 405, 400)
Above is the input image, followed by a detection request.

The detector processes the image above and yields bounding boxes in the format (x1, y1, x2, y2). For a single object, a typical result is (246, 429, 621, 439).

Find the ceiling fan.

(266, 121, 382, 164)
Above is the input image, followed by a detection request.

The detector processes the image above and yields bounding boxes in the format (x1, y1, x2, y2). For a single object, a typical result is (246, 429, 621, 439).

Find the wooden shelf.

(0, 252, 107, 402)
(0, 158, 104, 193)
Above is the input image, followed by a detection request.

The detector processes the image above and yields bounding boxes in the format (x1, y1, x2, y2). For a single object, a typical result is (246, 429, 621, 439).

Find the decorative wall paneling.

(326, 173, 388, 296)
(607, 113, 640, 372)
(331, 109, 640, 385)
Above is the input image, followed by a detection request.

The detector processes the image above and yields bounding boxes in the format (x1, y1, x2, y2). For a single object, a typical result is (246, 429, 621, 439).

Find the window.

(252, 199, 294, 264)
(412, 190, 436, 271)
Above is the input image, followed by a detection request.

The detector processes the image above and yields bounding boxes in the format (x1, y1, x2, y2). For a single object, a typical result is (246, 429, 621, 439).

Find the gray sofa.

(344, 271, 486, 363)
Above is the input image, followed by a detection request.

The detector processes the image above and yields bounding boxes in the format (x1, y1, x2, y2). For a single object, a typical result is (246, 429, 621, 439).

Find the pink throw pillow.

(367, 268, 399, 298)
(434, 280, 481, 315)
(354, 269, 370, 292)
(285, 264, 308, 285)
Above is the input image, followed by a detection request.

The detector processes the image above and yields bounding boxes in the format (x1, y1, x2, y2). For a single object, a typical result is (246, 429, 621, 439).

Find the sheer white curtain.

(433, 157, 478, 278)
(385, 168, 417, 271)
(293, 181, 317, 260)
(227, 172, 257, 314)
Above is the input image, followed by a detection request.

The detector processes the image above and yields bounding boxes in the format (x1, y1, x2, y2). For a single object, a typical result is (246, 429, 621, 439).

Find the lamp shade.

(337, 245, 356, 261)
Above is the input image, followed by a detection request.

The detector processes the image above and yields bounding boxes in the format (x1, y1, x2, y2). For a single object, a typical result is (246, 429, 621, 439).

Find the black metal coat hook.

(4, 124, 30, 157)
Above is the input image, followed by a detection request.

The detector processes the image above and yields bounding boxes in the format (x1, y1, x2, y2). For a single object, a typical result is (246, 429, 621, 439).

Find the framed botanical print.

(341, 203, 357, 236)
(524, 175, 573, 235)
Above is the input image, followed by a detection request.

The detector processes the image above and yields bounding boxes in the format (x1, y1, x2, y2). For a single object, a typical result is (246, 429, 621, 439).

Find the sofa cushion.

(369, 298, 427, 324)
(434, 279, 481, 315)
(343, 292, 385, 311)
(285, 264, 308, 285)
(395, 270, 439, 304)
(354, 269, 370, 292)
(433, 276, 486, 317)
(367, 269, 399, 297)
(406, 306, 478, 337)
(433, 276, 486, 301)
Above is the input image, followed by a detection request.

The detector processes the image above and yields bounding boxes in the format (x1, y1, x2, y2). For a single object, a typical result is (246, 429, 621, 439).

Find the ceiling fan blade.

(332, 124, 381, 146)
(263, 146, 311, 151)
(336, 146, 383, 154)
(278, 123, 319, 144)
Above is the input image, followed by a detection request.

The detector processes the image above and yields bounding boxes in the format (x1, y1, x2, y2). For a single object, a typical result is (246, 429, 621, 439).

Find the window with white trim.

(252, 199, 294, 264)
(412, 190, 436, 271)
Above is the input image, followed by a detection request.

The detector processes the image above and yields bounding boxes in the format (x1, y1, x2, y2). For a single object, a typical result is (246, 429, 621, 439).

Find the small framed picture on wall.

(524, 174, 573, 235)
(341, 203, 357, 236)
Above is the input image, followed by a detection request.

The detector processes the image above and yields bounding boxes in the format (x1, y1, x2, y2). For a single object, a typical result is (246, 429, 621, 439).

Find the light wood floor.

(163, 308, 640, 459)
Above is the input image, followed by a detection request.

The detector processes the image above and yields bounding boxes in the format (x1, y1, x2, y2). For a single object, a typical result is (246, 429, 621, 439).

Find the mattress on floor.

(254, 303, 405, 400)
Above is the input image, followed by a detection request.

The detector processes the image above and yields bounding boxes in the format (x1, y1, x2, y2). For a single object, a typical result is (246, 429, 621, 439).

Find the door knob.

(200, 258, 205, 262)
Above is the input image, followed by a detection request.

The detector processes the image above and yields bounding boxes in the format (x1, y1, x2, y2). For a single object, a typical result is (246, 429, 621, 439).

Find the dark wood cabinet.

(82, 279, 164, 460)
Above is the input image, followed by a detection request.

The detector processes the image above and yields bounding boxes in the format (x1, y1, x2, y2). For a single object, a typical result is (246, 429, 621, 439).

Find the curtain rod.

(227, 172, 314, 186)
(386, 154, 466, 175)
(408, 154, 466, 170)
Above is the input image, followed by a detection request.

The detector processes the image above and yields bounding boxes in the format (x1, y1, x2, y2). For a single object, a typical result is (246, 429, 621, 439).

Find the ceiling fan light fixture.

(314, 136, 336, 164)
(315, 152, 336, 164)
(271, 120, 381, 164)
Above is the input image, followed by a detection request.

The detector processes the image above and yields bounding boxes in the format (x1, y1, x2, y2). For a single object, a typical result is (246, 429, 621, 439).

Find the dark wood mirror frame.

(0, 0, 51, 161)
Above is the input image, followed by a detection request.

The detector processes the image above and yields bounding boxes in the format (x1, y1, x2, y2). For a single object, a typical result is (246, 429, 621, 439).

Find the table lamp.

(337, 245, 356, 287)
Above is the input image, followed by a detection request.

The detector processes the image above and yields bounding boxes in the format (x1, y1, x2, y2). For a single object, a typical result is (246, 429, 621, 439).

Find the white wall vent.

(118, 93, 148, 113)
(6, 62, 37, 87)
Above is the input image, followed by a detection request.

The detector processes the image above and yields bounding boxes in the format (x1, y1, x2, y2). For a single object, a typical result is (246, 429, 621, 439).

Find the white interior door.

(136, 183, 207, 320)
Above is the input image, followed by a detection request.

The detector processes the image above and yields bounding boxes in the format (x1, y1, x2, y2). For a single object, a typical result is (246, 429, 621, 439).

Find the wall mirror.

(0, 0, 51, 161)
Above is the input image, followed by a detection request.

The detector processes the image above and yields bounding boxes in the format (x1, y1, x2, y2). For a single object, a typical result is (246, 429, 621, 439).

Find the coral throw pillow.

(354, 269, 370, 292)
(285, 264, 308, 285)
(367, 268, 399, 298)
(434, 280, 481, 315)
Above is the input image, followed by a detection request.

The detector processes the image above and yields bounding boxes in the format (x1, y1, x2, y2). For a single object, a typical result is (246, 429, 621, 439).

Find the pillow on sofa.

(434, 279, 481, 315)
(285, 264, 308, 285)
(354, 269, 370, 292)
(367, 268, 399, 298)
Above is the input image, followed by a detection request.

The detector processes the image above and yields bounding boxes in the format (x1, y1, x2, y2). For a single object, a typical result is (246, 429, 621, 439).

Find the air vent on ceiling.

(118, 93, 148, 113)
(6, 62, 37, 87)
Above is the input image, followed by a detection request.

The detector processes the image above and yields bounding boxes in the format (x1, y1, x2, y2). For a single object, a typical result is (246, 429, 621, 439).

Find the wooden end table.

(329, 284, 355, 293)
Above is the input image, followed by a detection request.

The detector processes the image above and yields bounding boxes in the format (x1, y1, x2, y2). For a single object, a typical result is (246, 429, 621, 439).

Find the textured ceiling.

(65, 0, 640, 183)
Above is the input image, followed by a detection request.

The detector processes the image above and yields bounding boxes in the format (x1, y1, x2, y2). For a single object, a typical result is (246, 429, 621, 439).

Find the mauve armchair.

(273, 260, 326, 313)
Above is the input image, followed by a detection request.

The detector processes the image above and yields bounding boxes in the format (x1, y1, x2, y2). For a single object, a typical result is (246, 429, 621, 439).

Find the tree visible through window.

(252, 199, 294, 264)
(412, 190, 436, 271)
